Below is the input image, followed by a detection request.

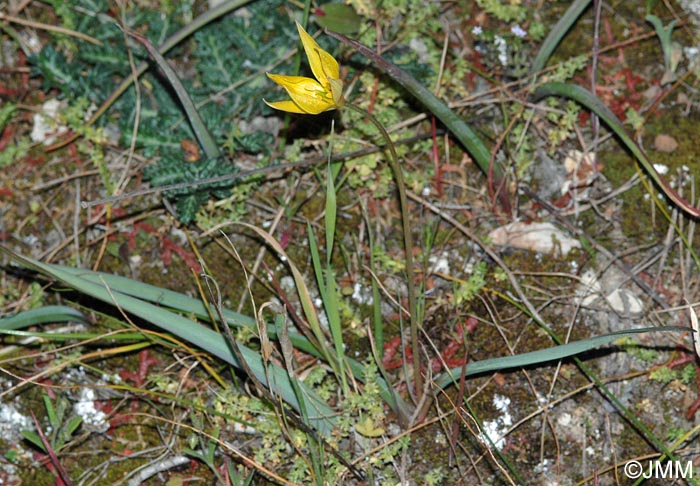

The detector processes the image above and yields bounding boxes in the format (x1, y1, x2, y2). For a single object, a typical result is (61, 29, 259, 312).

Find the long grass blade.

(53, 265, 256, 328)
(308, 225, 327, 306)
(3, 251, 411, 419)
(1, 247, 337, 436)
(325, 150, 337, 264)
(530, 0, 591, 75)
(436, 325, 687, 389)
(533, 82, 700, 217)
(0, 306, 87, 330)
(322, 158, 348, 393)
(127, 30, 220, 160)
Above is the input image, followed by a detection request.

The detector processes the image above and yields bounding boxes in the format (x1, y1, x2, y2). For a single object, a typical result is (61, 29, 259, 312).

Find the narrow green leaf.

(53, 265, 256, 328)
(646, 14, 664, 37)
(307, 223, 327, 306)
(43, 393, 58, 430)
(128, 30, 221, 160)
(1, 247, 336, 436)
(183, 448, 206, 463)
(65, 416, 83, 437)
(321, 157, 348, 390)
(307, 225, 340, 369)
(206, 429, 219, 462)
(436, 325, 687, 389)
(324, 269, 348, 393)
(645, 14, 678, 70)
(532, 82, 700, 218)
(53, 397, 68, 446)
(325, 163, 337, 264)
(0, 329, 145, 341)
(0, 306, 88, 331)
(530, 0, 591, 75)
(21, 431, 46, 452)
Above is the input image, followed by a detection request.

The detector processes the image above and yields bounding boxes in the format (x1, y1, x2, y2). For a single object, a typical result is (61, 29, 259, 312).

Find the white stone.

(74, 388, 108, 431)
(557, 412, 572, 427)
(653, 163, 669, 175)
(31, 99, 67, 145)
(479, 395, 513, 449)
(429, 255, 450, 274)
(489, 221, 581, 255)
(494, 35, 508, 66)
(280, 276, 295, 293)
(605, 288, 644, 317)
(576, 269, 601, 306)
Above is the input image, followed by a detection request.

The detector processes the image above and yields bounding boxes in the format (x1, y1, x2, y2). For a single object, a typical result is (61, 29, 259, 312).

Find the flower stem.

(328, 29, 510, 212)
(345, 103, 423, 401)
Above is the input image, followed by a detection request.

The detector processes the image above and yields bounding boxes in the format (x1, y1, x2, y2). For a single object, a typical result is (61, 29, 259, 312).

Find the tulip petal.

(296, 22, 340, 89)
(263, 25, 344, 115)
(291, 96, 335, 114)
(266, 73, 334, 114)
(267, 73, 324, 93)
(263, 99, 307, 114)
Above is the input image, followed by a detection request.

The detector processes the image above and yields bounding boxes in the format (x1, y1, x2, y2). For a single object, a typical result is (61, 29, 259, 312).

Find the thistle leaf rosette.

(265, 22, 344, 114)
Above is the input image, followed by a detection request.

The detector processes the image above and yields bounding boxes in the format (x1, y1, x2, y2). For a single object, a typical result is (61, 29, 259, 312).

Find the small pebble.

(653, 134, 678, 153)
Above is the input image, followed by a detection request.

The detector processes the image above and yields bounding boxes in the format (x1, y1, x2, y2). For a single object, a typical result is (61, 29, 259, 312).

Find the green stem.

(345, 103, 422, 399)
(327, 30, 508, 210)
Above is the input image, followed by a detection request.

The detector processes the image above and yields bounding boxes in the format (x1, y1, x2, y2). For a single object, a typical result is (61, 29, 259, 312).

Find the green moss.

(649, 365, 677, 383)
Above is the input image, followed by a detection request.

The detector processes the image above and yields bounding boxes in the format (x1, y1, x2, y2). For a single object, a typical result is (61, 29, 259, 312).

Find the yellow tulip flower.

(265, 22, 344, 114)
